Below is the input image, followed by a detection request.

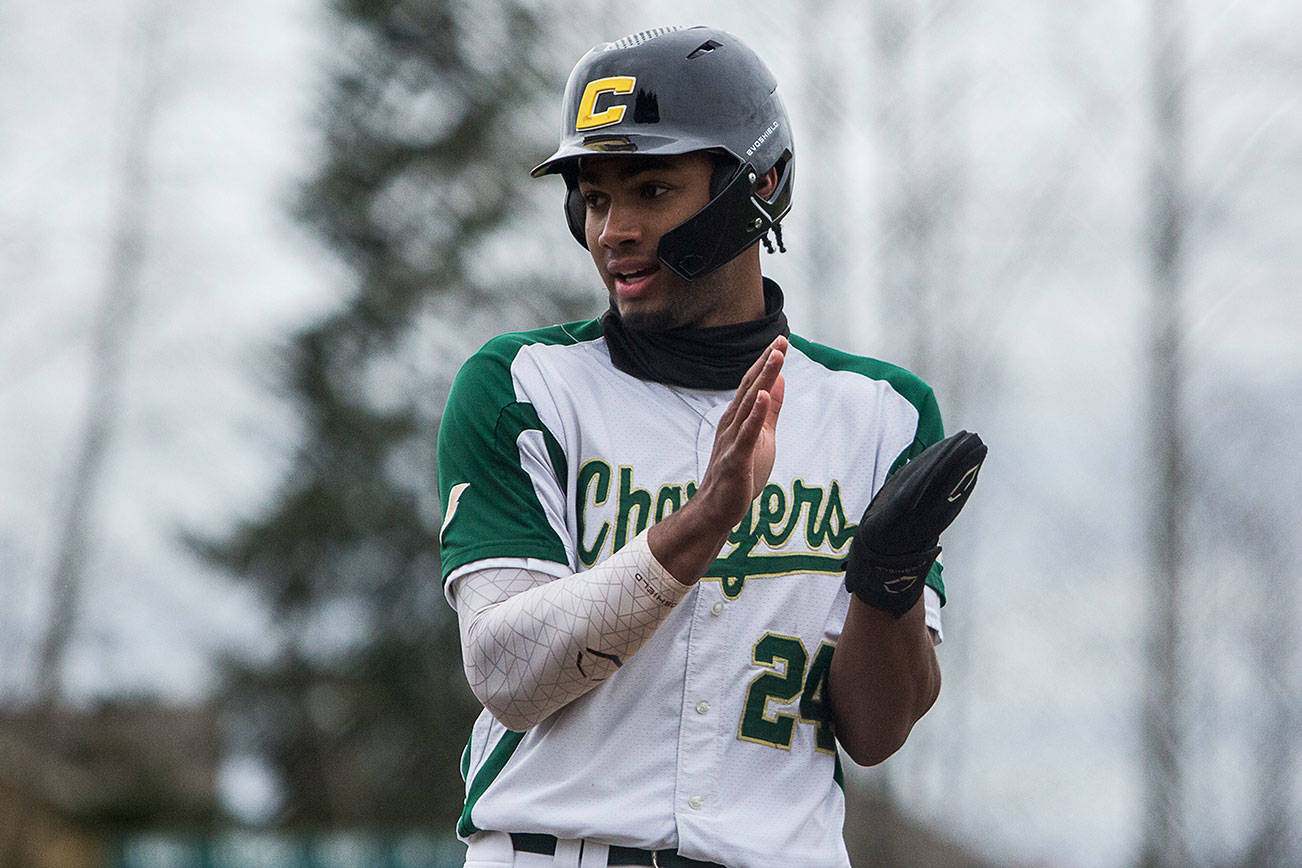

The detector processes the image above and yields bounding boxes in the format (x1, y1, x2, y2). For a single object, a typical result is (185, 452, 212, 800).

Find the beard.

(609, 268, 732, 332)
(616, 305, 678, 332)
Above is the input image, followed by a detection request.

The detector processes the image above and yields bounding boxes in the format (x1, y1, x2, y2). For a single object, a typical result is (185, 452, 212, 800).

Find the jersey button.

(695, 700, 710, 715)
(710, 601, 724, 616)
(688, 796, 704, 810)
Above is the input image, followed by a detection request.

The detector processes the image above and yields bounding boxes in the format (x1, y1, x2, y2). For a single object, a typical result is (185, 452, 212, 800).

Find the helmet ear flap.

(562, 170, 588, 249)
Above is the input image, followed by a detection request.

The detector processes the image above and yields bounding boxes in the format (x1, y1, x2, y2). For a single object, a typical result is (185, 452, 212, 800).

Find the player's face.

(578, 152, 738, 330)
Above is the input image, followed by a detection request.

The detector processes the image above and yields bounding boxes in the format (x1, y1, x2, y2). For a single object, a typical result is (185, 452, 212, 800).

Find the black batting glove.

(843, 430, 987, 617)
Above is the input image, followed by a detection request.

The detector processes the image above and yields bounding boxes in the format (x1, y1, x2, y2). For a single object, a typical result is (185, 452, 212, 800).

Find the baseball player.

(439, 26, 986, 868)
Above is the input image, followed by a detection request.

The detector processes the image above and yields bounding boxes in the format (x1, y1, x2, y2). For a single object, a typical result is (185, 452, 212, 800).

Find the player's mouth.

(611, 263, 660, 299)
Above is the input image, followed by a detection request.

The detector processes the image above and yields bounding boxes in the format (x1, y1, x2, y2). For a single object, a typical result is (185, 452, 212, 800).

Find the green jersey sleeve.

(437, 335, 571, 581)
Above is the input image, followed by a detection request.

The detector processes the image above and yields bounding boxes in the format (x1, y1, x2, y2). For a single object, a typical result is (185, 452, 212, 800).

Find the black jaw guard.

(657, 156, 791, 280)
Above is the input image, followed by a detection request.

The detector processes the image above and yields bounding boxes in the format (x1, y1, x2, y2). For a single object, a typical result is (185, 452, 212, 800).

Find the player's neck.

(705, 253, 767, 327)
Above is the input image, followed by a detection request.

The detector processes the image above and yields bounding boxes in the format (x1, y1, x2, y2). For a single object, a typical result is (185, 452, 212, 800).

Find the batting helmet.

(532, 26, 794, 281)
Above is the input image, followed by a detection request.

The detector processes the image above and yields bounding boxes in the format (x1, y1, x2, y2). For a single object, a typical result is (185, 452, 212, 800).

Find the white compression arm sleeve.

(451, 530, 690, 732)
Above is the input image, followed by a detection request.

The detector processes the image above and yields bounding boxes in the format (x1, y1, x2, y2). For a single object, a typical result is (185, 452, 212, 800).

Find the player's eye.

(579, 190, 607, 210)
(642, 182, 671, 199)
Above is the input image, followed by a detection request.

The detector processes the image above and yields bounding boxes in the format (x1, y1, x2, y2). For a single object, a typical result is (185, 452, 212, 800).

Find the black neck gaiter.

(601, 278, 790, 390)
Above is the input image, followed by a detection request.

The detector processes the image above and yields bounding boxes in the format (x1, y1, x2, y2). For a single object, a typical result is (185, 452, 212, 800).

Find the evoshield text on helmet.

(532, 26, 794, 281)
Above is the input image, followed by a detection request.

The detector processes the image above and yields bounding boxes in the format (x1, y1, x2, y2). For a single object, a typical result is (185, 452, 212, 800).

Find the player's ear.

(755, 166, 779, 199)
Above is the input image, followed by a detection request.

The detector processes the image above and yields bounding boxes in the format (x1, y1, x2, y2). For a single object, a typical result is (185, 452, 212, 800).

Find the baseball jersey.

(438, 315, 945, 868)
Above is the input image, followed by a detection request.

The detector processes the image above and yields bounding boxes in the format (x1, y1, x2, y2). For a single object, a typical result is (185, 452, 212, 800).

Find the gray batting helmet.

(532, 26, 794, 280)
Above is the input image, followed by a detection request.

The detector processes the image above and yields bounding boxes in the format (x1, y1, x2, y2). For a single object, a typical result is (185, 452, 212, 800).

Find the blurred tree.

(198, 0, 587, 830)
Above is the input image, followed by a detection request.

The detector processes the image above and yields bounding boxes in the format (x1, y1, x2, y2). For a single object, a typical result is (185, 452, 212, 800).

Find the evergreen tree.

(201, 0, 587, 828)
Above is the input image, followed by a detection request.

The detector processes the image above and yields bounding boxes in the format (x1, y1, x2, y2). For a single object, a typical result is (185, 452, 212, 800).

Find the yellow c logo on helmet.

(575, 76, 637, 131)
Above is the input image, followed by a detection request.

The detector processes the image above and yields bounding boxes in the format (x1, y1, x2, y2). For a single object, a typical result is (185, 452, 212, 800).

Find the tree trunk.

(1141, 0, 1187, 863)
(35, 3, 167, 704)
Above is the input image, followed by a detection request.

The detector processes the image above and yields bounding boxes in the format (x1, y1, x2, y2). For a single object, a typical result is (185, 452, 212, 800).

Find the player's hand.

(843, 430, 987, 617)
(700, 334, 786, 525)
(646, 336, 786, 585)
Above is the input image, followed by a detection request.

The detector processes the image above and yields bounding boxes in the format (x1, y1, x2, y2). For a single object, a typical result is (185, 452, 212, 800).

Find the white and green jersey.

(438, 317, 945, 868)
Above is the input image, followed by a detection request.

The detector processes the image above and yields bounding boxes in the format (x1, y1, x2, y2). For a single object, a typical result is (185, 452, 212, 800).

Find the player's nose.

(598, 199, 643, 248)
